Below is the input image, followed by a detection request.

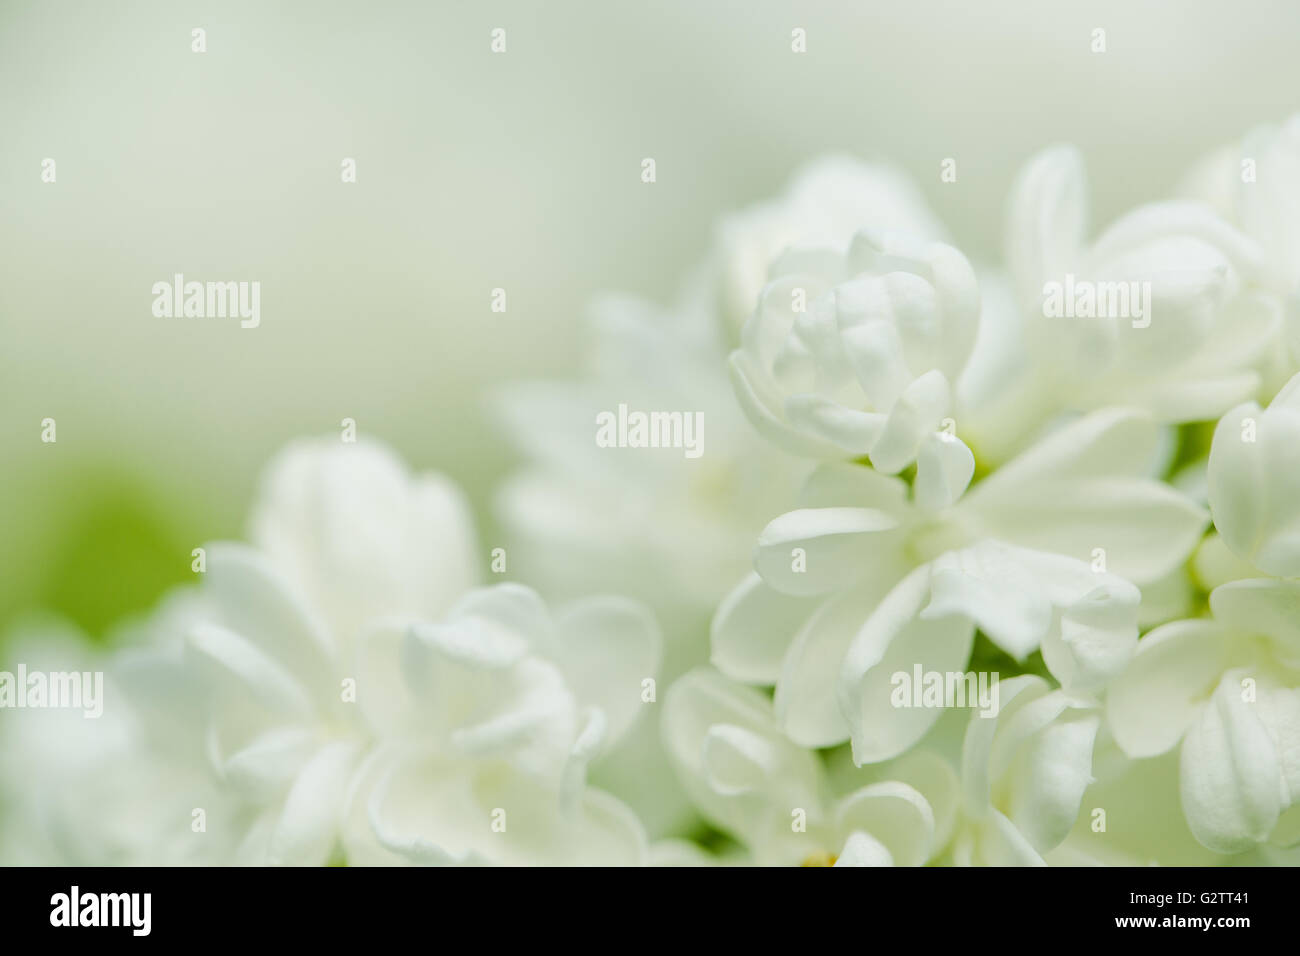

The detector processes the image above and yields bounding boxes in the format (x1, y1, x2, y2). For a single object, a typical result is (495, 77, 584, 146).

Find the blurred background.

(2, 0, 1298, 642)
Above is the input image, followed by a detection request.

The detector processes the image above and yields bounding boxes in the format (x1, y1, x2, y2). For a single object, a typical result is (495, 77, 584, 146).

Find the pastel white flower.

(949, 676, 1100, 866)
(0, 604, 252, 866)
(174, 438, 478, 864)
(713, 408, 1204, 753)
(249, 437, 479, 642)
(710, 156, 950, 339)
(1180, 113, 1300, 362)
(1207, 370, 1300, 577)
(1106, 579, 1300, 853)
(1047, 735, 1239, 866)
(97, 436, 661, 866)
(963, 145, 1279, 463)
(1109, 380, 1300, 853)
(495, 294, 804, 648)
(494, 293, 808, 836)
(729, 231, 980, 472)
(662, 667, 941, 866)
(342, 583, 660, 866)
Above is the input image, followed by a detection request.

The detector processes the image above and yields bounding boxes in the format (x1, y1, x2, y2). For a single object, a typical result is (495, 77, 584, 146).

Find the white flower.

(1106, 579, 1300, 853)
(949, 676, 1099, 866)
(713, 409, 1204, 753)
(1207, 370, 1300, 576)
(1046, 737, 1227, 866)
(662, 667, 942, 866)
(710, 156, 950, 339)
(494, 293, 808, 836)
(0, 604, 249, 866)
(343, 583, 660, 866)
(176, 438, 478, 864)
(250, 437, 479, 641)
(1109, 382, 1300, 853)
(729, 231, 980, 472)
(1180, 113, 1300, 307)
(495, 294, 804, 643)
(963, 145, 1280, 463)
(22, 437, 661, 866)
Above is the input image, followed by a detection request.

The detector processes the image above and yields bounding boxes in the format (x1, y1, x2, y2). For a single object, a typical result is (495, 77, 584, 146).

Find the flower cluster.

(6, 117, 1300, 866)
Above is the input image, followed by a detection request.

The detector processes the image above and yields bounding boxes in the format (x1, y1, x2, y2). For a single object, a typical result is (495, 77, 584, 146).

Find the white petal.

(1208, 388, 1300, 577)
(867, 370, 953, 474)
(924, 544, 1055, 661)
(784, 394, 884, 455)
(200, 544, 337, 701)
(965, 416, 1208, 583)
(662, 668, 826, 843)
(729, 351, 846, 458)
(1006, 145, 1089, 305)
(186, 621, 317, 720)
(1106, 619, 1230, 758)
(839, 566, 976, 765)
(546, 597, 661, 745)
(970, 407, 1160, 486)
(913, 432, 975, 513)
(834, 781, 935, 866)
(1210, 578, 1300, 668)
(775, 579, 898, 747)
(797, 462, 910, 514)
(839, 319, 912, 409)
(266, 740, 363, 866)
(365, 754, 646, 866)
(1180, 672, 1284, 853)
(754, 507, 903, 596)
(833, 830, 894, 867)
(998, 705, 1100, 853)
(960, 675, 1049, 818)
(250, 438, 479, 642)
(700, 724, 781, 796)
(220, 726, 319, 801)
(710, 573, 820, 685)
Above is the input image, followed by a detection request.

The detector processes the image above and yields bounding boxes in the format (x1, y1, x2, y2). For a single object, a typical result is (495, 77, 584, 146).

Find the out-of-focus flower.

(713, 409, 1204, 753)
(172, 438, 479, 864)
(962, 145, 1280, 464)
(729, 232, 980, 473)
(7, 438, 661, 866)
(495, 295, 803, 667)
(662, 667, 942, 866)
(710, 157, 950, 340)
(343, 583, 659, 866)
(1180, 113, 1300, 377)
(0, 615, 231, 865)
(494, 293, 807, 837)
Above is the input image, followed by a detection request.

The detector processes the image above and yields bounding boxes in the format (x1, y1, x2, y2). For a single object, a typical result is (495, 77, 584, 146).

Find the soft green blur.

(3, 0, 1299, 640)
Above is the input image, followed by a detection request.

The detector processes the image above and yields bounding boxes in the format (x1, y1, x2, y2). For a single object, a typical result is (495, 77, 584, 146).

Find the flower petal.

(710, 573, 821, 685)
(547, 596, 661, 745)
(835, 781, 935, 866)
(1180, 671, 1284, 853)
(1106, 619, 1230, 758)
(839, 566, 976, 765)
(754, 507, 903, 596)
